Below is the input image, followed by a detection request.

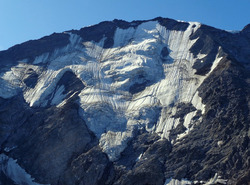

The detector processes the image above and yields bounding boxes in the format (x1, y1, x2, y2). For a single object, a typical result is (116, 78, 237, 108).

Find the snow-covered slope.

(0, 20, 217, 161)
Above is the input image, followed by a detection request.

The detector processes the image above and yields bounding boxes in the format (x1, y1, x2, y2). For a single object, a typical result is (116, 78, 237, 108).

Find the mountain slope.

(0, 17, 249, 185)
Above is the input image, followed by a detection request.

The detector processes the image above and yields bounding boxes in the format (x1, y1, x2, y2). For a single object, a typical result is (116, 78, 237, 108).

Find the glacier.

(0, 20, 223, 162)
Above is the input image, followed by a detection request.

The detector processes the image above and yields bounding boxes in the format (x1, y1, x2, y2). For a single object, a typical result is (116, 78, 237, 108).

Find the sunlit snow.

(0, 20, 223, 161)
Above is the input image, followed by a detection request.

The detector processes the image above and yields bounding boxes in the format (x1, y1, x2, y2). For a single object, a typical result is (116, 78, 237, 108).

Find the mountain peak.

(242, 23, 250, 33)
(0, 17, 249, 185)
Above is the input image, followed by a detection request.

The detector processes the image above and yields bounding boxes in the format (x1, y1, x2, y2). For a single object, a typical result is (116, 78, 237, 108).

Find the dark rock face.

(169, 103, 198, 141)
(61, 146, 111, 185)
(161, 47, 170, 59)
(164, 56, 250, 184)
(71, 21, 118, 48)
(46, 70, 85, 106)
(196, 57, 250, 184)
(2, 96, 95, 184)
(0, 171, 16, 185)
(23, 68, 39, 88)
(242, 24, 250, 33)
(0, 70, 89, 184)
(70, 19, 146, 48)
(154, 17, 189, 31)
(113, 131, 172, 185)
(129, 81, 149, 94)
(190, 25, 221, 75)
(0, 95, 33, 147)
(70, 17, 189, 49)
(0, 33, 70, 65)
(191, 23, 250, 76)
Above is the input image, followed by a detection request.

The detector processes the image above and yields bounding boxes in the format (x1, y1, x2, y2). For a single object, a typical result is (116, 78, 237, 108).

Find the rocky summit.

(0, 17, 249, 185)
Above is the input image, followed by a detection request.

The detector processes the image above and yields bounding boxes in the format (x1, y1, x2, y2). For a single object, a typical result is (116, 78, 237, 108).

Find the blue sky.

(0, 0, 250, 51)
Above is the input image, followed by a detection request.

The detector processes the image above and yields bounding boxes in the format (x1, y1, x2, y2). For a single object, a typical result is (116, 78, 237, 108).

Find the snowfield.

(0, 21, 222, 162)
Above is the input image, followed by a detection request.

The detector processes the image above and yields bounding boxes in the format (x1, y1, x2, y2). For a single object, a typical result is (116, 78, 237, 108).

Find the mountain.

(0, 17, 249, 185)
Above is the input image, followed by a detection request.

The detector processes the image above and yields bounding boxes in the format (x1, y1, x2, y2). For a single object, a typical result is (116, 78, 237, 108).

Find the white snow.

(0, 63, 41, 99)
(0, 154, 47, 185)
(191, 91, 206, 114)
(164, 173, 227, 185)
(226, 30, 240, 34)
(164, 178, 192, 185)
(217, 140, 224, 147)
(4, 146, 17, 152)
(136, 153, 143, 162)
(24, 68, 71, 107)
(50, 85, 66, 105)
(99, 127, 134, 161)
(204, 173, 227, 185)
(156, 110, 180, 139)
(33, 52, 50, 64)
(209, 52, 223, 73)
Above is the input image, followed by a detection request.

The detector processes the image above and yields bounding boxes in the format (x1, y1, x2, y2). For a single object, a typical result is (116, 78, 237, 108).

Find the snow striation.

(0, 154, 48, 185)
(203, 173, 227, 185)
(164, 173, 227, 185)
(0, 20, 223, 162)
(164, 178, 192, 185)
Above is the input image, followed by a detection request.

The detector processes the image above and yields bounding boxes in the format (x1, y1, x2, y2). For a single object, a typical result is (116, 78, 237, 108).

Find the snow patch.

(156, 108, 180, 139)
(164, 173, 227, 185)
(204, 173, 227, 185)
(50, 85, 66, 105)
(226, 30, 240, 34)
(24, 68, 71, 107)
(136, 153, 143, 162)
(0, 154, 47, 185)
(99, 128, 134, 161)
(33, 52, 49, 64)
(208, 52, 223, 74)
(164, 178, 192, 185)
(191, 91, 205, 114)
